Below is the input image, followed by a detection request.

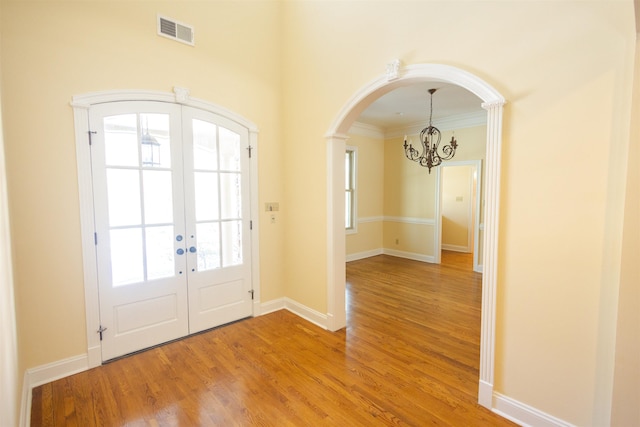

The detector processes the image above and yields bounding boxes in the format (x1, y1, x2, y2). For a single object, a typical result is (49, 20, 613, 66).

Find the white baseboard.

(383, 248, 435, 263)
(346, 248, 383, 262)
(260, 297, 286, 315)
(260, 297, 328, 330)
(493, 392, 576, 427)
(478, 379, 493, 409)
(19, 353, 90, 427)
(442, 244, 470, 253)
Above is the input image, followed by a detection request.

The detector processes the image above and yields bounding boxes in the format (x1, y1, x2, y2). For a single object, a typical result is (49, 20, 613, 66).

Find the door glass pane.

(220, 173, 241, 220)
(143, 170, 173, 224)
(104, 114, 138, 167)
(196, 222, 220, 271)
(146, 226, 175, 280)
(110, 228, 144, 286)
(140, 113, 171, 169)
(194, 172, 219, 221)
(193, 119, 217, 171)
(221, 220, 242, 267)
(107, 169, 141, 227)
(219, 127, 240, 171)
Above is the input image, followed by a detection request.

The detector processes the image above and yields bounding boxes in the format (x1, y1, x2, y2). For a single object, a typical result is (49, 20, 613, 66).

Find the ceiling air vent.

(158, 15, 194, 46)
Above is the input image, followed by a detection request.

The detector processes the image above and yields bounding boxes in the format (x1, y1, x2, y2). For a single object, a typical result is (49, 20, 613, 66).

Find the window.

(345, 146, 357, 232)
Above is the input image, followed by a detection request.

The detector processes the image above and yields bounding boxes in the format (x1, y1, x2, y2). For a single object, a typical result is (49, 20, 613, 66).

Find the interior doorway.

(326, 63, 505, 409)
(437, 160, 482, 273)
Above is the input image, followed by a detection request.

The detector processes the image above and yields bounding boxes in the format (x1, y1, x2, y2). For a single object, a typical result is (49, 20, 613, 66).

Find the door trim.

(71, 87, 260, 368)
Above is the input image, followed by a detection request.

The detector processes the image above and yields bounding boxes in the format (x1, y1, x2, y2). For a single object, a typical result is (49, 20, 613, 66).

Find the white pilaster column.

(478, 100, 505, 408)
(326, 134, 349, 331)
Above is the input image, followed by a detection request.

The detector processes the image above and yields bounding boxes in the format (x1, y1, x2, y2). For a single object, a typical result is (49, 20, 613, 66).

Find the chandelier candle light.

(403, 88, 458, 173)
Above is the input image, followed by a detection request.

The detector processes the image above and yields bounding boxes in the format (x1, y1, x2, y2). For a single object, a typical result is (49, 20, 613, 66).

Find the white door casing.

(72, 88, 261, 365)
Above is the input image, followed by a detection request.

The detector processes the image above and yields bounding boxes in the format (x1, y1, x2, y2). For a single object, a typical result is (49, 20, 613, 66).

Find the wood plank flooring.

(31, 252, 515, 426)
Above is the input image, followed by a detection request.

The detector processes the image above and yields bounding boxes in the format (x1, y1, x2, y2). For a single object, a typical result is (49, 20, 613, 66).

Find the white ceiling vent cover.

(158, 15, 194, 46)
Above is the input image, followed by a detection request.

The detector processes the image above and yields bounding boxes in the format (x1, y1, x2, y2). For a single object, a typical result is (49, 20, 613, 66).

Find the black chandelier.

(403, 88, 458, 174)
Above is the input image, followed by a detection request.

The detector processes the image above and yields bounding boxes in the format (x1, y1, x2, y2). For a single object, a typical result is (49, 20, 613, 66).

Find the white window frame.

(345, 145, 357, 234)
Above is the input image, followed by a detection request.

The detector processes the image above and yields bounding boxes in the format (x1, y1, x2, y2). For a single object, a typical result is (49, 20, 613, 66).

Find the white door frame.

(435, 160, 483, 272)
(71, 87, 261, 368)
(325, 63, 505, 409)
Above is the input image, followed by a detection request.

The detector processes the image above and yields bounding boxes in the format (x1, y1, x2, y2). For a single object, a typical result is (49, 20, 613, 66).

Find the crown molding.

(348, 121, 385, 139)
(385, 110, 487, 139)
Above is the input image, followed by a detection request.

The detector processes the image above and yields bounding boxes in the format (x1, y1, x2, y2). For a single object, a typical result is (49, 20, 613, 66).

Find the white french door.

(89, 101, 253, 361)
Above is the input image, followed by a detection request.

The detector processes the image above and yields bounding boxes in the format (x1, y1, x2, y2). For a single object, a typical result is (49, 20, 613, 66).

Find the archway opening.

(325, 63, 505, 408)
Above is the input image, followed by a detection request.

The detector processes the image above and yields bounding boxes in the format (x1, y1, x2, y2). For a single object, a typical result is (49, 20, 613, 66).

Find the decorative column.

(478, 100, 505, 408)
(326, 133, 349, 331)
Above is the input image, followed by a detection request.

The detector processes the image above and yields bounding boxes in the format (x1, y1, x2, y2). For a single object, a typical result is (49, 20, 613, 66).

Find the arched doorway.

(324, 63, 505, 408)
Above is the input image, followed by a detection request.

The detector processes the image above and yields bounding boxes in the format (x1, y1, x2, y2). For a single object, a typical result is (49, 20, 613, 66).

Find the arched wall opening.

(324, 63, 505, 408)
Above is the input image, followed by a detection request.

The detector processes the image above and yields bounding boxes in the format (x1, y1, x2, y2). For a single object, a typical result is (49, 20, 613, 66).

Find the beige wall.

(282, 2, 634, 425)
(345, 133, 384, 257)
(442, 165, 473, 250)
(0, 1, 637, 426)
(0, 1, 284, 372)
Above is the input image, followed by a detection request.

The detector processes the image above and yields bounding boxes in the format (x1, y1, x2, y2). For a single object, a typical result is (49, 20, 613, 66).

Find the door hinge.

(247, 145, 253, 158)
(250, 220, 253, 230)
(249, 289, 254, 300)
(97, 325, 108, 341)
(94, 232, 98, 245)
(88, 130, 97, 146)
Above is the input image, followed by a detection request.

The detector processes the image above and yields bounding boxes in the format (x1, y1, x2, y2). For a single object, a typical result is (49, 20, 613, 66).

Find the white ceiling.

(356, 82, 486, 133)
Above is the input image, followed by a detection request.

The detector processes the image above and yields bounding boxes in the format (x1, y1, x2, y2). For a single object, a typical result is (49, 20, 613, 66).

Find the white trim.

(345, 145, 358, 234)
(358, 216, 384, 223)
(385, 110, 487, 138)
(442, 244, 469, 253)
(283, 298, 329, 329)
(260, 298, 286, 315)
(326, 135, 348, 332)
(383, 248, 435, 263)
(71, 88, 261, 365)
(346, 248, 383, 262)
(20, 354, 90, 427)
(326, 63, 504, 411)
(72, 100, 101, 369)
(259, 297, 329, 330)
(72, 88, 258, 132)
(348, 121, 385, 139)
(249, 128, 261, 314)
(384, 216, 435, 225)
(493, 393, 576, 427)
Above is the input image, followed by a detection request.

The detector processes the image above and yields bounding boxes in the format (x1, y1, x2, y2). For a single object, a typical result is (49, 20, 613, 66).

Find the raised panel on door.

(182, 106, 253, 333)
(90, 101, 189, 361)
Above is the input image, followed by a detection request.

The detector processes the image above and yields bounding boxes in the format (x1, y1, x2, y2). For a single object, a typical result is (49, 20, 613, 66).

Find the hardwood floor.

(31, 252, 515, 426)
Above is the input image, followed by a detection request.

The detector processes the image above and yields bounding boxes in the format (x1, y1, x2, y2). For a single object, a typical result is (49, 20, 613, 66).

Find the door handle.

(177, 248, 185, 255)
(189, 246, 197, 253)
